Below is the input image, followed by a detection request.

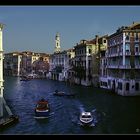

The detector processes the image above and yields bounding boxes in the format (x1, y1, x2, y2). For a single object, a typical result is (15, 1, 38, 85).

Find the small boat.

(53, 90, 65, 96)
(53, 90, 75, 97)
(34, 98, 50, 119)
(79, 112, 94, 126)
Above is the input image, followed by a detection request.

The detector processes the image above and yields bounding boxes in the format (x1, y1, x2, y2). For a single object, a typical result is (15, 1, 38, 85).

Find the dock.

(0, 98, 19, 130)
(0, 115, 19, 130)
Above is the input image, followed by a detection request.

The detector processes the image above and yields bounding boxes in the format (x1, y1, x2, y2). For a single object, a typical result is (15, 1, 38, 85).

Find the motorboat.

(79, 112, 94, 126)
(34, 98, 50, 119)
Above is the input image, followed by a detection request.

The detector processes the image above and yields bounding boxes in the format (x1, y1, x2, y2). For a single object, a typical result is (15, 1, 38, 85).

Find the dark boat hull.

(53, 92, 75, 97)
(0, 115, 19, 130)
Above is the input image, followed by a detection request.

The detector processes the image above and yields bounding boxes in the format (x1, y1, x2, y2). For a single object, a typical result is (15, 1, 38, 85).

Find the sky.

(0, 6, 140, 54)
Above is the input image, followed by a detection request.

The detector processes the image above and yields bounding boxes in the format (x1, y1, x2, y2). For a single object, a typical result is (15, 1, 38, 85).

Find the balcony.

(119, 65, 131, 69)
(107, 65, 119, 69)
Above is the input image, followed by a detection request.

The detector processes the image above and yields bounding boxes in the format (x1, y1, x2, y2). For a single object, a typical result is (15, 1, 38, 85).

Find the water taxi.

(34, 98, 50, 119)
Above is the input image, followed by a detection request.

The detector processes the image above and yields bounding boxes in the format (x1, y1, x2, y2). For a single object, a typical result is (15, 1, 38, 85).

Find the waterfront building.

(48, 49, 75, 81)
(4, 51, 50, 77)
(73, 39, 94, 86)
(4, 52, 22, 76)
(100, 22, 140, 96)
(48, 33, 75, 81)
(20, 51, 33, 75)
(72, 35, 108, 86)
(32, 55, 50, 78)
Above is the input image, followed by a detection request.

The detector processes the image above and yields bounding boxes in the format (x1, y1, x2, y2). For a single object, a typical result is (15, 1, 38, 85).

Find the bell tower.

(54, 32, 61, 53)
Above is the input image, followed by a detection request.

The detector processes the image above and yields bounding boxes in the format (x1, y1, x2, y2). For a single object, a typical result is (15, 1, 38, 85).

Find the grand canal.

(0, 76, 140, 134)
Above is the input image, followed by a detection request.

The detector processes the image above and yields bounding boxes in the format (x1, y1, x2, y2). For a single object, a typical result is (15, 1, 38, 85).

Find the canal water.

(0, 76, 140, 134)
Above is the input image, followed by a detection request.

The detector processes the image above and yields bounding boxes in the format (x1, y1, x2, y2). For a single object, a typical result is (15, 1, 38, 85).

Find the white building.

(48, 33, 75, 81)
(4, 52, 22, 76)
(100, 22, 140, 96)
(48, 49, 75, 81)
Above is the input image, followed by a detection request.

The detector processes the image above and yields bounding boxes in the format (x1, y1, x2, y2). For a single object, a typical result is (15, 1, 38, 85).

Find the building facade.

(73, 40, 94, 86)
(72, 35, 108, 87)
(4, 52, 22, 76)
(48, 49, 75, 81)
(4, 51, 50, 77)
(100, 22, 140, 96)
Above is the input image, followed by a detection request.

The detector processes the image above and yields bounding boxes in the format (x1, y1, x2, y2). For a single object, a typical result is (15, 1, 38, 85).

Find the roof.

(109, 22, 140, 38)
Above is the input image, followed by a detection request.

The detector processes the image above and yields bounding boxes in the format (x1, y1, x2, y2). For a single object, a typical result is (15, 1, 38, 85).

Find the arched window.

(126, 35, 129, 40)
(126, 33, 130, 40)
(126, 83, 129, 91)
(135, 33, 139, 41)
(135, 83, 139, 91)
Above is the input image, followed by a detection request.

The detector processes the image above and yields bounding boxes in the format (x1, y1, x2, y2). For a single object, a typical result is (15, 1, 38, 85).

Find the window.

(126, 83, 129, 91)
(125, 44, 130, 52)
(125, 57, 130, 65)
(135, 44, 139, 53)
(89, 49, 91, 54)
(104, 40, 106, 43)
(135, 83, 139, 91)
(88, 60, 91, 67)
(118, 82, 122, 90)
(121, 44, 123, 52)
(135, 33, 139, 41)
(126, 35, 129, 40)
(108, 80, 111, 87)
